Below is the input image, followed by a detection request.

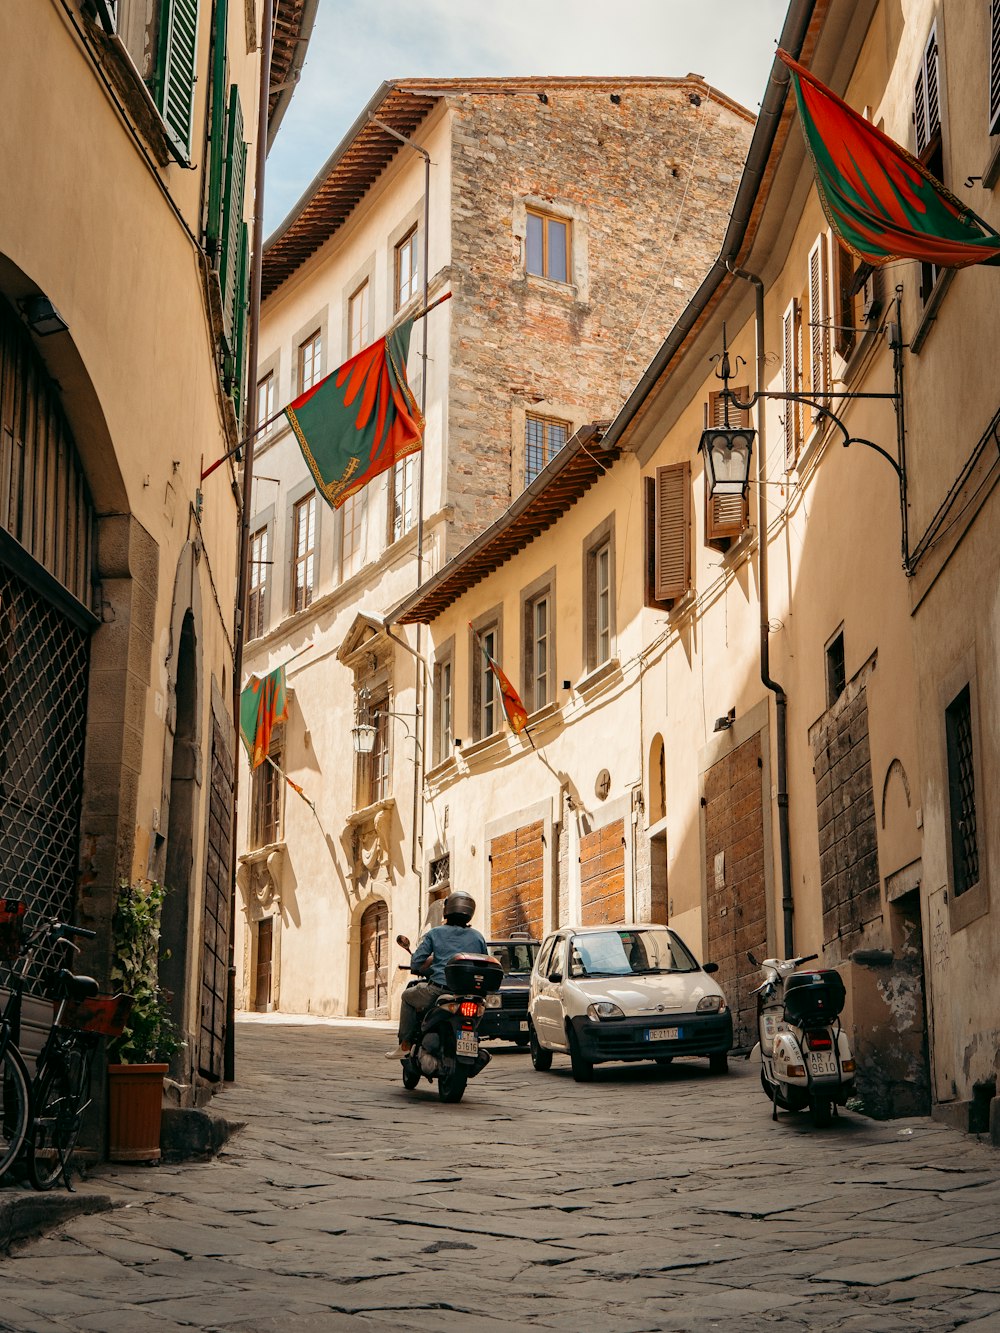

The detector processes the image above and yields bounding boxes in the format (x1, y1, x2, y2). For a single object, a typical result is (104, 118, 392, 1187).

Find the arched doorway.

(358, 899, 389, 1017)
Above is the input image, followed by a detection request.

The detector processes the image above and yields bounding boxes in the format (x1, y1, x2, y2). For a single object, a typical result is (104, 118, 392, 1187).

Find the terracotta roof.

(262, 75, 753, 301)
(394, 425, 617, 626)
(268, 0, 320, 150)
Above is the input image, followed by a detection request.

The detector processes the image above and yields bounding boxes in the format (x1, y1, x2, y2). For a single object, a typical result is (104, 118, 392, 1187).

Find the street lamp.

(700, 424, 754, 498)
(351, 688, 376, 754)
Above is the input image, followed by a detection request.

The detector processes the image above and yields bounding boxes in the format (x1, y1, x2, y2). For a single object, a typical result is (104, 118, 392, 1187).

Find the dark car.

(480, 935, 540, 1045)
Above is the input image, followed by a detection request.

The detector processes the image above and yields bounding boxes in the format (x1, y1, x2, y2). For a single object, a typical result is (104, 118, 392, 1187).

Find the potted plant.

(106, 880, 183, 1163)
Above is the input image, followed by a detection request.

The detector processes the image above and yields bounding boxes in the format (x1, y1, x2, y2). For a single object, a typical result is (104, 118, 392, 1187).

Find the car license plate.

(519, 1021, 528, 1032)
(647, 1027, 680, 1041)
(456, 1032, 478, 1057)
(807, 1051, 838, 1077)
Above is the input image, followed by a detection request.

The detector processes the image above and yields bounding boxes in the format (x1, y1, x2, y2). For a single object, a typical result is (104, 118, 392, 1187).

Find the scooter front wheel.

(401, 1061, 420, 1090)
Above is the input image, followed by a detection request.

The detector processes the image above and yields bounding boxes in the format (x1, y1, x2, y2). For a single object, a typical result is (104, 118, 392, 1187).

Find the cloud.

(265, 0, 786, 233)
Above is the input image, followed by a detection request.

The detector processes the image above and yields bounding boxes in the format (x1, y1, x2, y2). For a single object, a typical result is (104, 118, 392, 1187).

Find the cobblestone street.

(3, 1017, 1000, 1331)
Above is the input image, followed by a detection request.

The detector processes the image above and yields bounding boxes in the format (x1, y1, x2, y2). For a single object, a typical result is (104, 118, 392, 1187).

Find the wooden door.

(199, 716, 233, 1080)
(359, 901, 388, 1017)
(254, 917, 273, 1011)
(580, 820, 625, 926)
(490, 821, 544, 937)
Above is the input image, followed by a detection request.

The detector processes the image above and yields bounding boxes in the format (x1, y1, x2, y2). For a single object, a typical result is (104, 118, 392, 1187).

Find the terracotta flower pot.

(107, 1063, 168, 1163)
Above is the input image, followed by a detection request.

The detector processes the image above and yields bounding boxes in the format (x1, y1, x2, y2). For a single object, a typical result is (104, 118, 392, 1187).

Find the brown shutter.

(833, 243, 856, 360)
(782, 299, 801, 468)
(808, 235, 830, 403)
(704, 389, 750, 545)
(991, 0, 1000, 135)
(654, 462, 691, 602)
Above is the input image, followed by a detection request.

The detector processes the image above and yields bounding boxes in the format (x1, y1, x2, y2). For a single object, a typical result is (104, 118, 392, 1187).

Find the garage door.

(490, 821, 543, 937)
(580, 819, 625, 926)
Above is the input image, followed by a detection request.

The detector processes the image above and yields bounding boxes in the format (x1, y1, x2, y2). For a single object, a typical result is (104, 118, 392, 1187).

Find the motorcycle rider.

(385, 891, 488, 1060)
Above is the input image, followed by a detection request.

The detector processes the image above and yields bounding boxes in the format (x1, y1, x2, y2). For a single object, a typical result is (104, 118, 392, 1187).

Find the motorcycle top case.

(444, 953, 504, 996)
(782, 969, 846, 1025)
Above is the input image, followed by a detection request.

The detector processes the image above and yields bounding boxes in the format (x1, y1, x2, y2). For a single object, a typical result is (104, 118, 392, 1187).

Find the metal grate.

(0, 562, 90, 990)
(946, 686, 979, 897)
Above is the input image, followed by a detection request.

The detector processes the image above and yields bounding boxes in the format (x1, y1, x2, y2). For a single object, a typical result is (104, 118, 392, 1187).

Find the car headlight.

(485, 994, 502, 1008)
(586, 1002, 625, 1021)
(697, 995, 725, 1013)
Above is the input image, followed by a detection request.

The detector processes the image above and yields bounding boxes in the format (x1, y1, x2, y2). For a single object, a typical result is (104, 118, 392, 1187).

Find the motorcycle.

(395, 934, 503, 1104)
(747, 950, 856, 1128)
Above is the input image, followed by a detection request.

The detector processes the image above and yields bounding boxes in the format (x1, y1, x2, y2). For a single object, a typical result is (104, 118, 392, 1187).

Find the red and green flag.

(471, 625, 531, 741)
(239, 667, 288, 770)
(778, 49, 1000, 269)
(284, 318, 423, 510)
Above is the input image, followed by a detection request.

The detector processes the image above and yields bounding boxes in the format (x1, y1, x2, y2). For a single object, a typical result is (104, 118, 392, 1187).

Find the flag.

(471, 625, 530, 737)
(778, 49, 1000, 269)
(284, 318, 423, 510)
(239, 667, 288, 770)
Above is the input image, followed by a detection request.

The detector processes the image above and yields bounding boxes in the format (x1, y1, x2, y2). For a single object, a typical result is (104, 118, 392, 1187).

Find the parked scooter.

(747, 950, 856, 1127)
(395, 935, 503, 1103)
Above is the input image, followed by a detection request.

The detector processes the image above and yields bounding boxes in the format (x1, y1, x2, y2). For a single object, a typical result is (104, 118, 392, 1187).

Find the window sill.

(426, 754, 461, 784)
(667, 590, 697, 622)
(576, 657, 622, 698)
(910, 268, 956, 354)
(457, 732, 509, 762)
(238, 840, 286, 865)
(347, 797, 396, 826)
(722, 524, 756, 567)
(948, 879, 989, 933)
(87, 22, 178, 168)
(525, 273, 580, 301)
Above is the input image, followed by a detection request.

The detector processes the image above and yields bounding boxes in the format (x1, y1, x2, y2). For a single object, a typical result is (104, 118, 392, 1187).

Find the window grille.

(525, 414, 569, 486)
(946, 686, 979, 897)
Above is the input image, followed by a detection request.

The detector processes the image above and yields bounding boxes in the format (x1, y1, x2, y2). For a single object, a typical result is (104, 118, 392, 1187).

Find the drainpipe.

(727, 264, 794, 958)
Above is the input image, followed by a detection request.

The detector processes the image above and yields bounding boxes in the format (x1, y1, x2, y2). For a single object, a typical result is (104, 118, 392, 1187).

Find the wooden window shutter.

(914, 25, 940, 155)
(808, 236, 830, 404)
(782, 298, 801, 468)
(654, 462, 691, 603)
(155, 0, 201, 162)
(90, 0, 117, 33)
(992, 0, 1000, 135)
(228, 223, 250, 424)
(220, 85, 247, 352)
(205, 0, 229, 256)
(704, 390, 749, 545)
(833, 243, 856, 360)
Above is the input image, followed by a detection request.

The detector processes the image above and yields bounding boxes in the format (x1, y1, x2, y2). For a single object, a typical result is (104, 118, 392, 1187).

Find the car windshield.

(568, 929, 699, 978)
(487, 941, 539, 974)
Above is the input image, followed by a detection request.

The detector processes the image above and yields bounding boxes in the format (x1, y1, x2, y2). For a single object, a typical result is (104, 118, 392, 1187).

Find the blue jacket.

(412, 924, 488, 986)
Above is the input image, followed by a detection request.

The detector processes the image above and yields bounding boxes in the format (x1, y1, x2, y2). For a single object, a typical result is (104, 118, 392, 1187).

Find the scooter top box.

(782, 969, 846, 1025)
(444, 953, 504, 996)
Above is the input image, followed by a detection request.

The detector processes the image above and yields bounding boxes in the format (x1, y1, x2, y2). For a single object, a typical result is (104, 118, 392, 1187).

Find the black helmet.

(443, 891, 475, 924)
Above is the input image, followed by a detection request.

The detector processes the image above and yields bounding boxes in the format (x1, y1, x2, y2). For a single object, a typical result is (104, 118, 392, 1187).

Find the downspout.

(225, 0, 274, 1082)
(728, 264, 794, 957)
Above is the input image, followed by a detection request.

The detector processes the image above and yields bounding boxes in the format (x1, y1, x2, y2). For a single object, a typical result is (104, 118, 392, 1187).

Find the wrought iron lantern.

(699, 424, 755, 498)
(351, 687, 376, 754)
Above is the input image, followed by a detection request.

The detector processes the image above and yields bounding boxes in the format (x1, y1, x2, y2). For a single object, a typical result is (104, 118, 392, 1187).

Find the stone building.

(0, 0, 311, 1110)
(236, 76, 754, 1019)
(394, 0, 1000, 1127)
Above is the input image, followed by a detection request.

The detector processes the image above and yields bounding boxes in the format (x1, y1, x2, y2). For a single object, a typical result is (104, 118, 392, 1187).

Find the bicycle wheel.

(28, 1039, 93, 1190)
(0, 1042, 31, 1180)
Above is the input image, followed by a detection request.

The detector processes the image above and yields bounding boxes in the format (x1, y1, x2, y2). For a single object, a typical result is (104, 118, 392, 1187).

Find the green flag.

(284, 318, 422, 509)
(239, 667, 288, 770)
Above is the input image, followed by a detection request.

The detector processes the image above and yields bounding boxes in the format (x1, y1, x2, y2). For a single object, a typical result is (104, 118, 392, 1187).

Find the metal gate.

(0, 561, 90, 986)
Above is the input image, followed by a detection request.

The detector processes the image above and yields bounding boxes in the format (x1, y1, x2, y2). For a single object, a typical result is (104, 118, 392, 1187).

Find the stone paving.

(2, 1016, 1000, 1330)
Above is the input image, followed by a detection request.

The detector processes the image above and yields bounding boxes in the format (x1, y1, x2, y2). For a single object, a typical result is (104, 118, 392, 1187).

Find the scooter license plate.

(456, 1031, 478, 1057)
(647, 1027, 680, 1041)
(807, 1051, 839, 1077)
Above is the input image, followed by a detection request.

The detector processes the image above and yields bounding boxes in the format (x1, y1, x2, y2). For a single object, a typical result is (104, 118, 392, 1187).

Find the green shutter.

(231, 223, 250, 425)
(154, 0, 200, 162)
(220, 84, 247, 352)
(205, 0, 229, 255)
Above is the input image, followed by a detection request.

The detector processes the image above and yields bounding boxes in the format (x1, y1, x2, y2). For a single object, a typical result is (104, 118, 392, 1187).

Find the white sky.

(264, 0, 789, 235)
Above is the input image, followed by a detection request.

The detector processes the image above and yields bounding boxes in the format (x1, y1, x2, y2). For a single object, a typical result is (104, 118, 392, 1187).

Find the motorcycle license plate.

(647, 1027, 680, 1042)
(519, 1021, 529, 1032)
(456, 1031, 478, 1057)
(807, 1051, 838, 1077)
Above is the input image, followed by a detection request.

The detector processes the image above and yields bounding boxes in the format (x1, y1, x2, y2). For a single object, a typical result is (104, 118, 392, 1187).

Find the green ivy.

(109, 880, 184, 1065)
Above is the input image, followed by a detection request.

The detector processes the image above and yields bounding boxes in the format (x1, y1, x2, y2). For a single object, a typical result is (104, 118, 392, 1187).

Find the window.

(584, 520, 615, 670)
(825, 628, 846, 708)
(704, 390, 750, 551)
(833, 244, 884, 363)
(807, 235, 831, 406)
(645, 464, 690, 608)
(256, 372, 275, 438)
(433, 654, 454, 766)
(348, 280, 370, 356)
(341, 489, 364, 580)
(247, 525, 269, 641)
(395, 227, 419, 310)
(471, 619, 501, 741)
(291, 492, 316, 612)
(781, 297, 803, 466)
(524, 592, 551, 711)
(525, 414, 570, 486)
(250, 730, 282, 848)
(914, 26, 943, 304)
(298, 330, 322, 394)
(526, 208, 570, 283)
(990, 0, 1000, 136)
(111, 0, 199, 161)
(389, 455, 418, 542)
(945, 685, 979, 898)
(359, 696, 390, 807)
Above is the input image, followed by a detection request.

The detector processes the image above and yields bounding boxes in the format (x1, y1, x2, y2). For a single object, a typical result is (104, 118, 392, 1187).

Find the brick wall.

(445, 81, 753, 553)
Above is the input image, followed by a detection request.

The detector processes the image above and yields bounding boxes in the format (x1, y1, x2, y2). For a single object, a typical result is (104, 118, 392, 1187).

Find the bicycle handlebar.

(58, 924, 96, 940)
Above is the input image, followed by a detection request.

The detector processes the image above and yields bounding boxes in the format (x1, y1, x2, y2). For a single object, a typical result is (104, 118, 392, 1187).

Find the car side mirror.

(396, 934, 411, 951)
(703, 961, 719, 974)
(548, 971, 563, 983)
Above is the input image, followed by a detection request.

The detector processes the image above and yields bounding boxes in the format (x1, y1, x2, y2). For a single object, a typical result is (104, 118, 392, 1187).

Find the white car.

(528, 924, 733, 1081)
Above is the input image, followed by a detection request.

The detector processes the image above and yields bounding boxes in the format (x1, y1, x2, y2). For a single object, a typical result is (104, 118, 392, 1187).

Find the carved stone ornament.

(237, 843, 285, 914)
(344, 799, 395, 887)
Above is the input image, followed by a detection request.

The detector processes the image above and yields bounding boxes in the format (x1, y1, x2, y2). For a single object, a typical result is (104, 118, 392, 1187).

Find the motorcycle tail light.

(805, 1032, 833, 1050)
(841, 1059, 856, 1073)
(459, 1000, 480, 1018)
